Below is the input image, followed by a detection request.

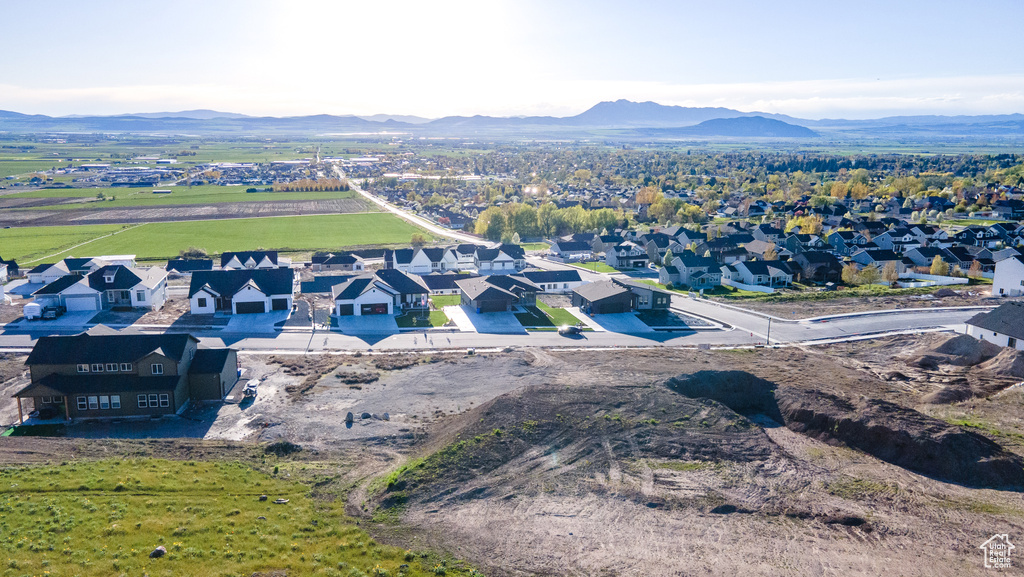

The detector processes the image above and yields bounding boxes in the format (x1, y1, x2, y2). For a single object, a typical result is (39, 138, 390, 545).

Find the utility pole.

(766, 316, 772, 345)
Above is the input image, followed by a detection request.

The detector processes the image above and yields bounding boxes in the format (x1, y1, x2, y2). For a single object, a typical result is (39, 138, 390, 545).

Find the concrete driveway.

(10, 311, 97, 330)
(224, 311, 290, 333)
(334, 314, 399, 334)
(452, 305, 527, 334)
(5, 280, 42, 296)
(581, 312, 654, 334)
(444, 305, 476, 332)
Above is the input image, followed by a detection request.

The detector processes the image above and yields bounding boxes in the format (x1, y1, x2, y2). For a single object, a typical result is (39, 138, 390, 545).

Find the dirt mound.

(669, 370, 1024, 490)
(373, 384, 778, 507)
(920, 382, 974, 404)
(925, 333, 1002, 366)
(775, 387, 1024, 489)
(977, 347, 1024, 378)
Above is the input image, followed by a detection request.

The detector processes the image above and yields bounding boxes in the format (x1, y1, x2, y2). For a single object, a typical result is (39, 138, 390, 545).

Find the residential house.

(313, 253, 365, 272)
(744, 239, 791, 261)
(730, 260, 794, 288)
(783, 233, 827, 254)
(519, 269, 585, 294)
(32, 266, 167, 312)
(873, 227, 921, 254)
(12, 329, 238, 422)
(549, 241, 593, 262)
(751, 224, 784, 244)
(188, 268, 296, 315)
(661, 253, 722, 289)
(904, 247, 958, 270)
(26, 256, 130, 284)
(166, 258, 214, 275)
(966, 302, 1024, 349)
(420, 272, 478, 295)
(790, 251, 843, 284)
(591, 234, 624, 254)
(332, 270, 429, 316)
(993, 255, 1024, 297)
(828, 230, 868, 256)
(0, 256, 18, 278)
(605, 241, 649, 269)
(452, 244, 485, 270)
(571, 278, 671, 314)
(851, 249, 904, 274)
(474, 247, 518, 274)
(456, 275, 540, 313)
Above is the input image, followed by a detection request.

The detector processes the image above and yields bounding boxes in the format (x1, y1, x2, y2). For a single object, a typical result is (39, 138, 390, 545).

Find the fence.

(721, 278, 775, 294)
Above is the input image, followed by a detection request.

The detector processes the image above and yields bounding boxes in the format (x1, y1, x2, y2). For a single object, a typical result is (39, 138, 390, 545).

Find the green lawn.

(0, 213, 432, 262)
(574, 261, 618, 273)
(518, 242, 550, 251)
(429, 295, 462, 308)
(6, 184, 364, 209)
(0, 458, 479, 577)
(536, 301, 582, 325)
(0, 159, 63, 178)
(396, 310, 449, 328)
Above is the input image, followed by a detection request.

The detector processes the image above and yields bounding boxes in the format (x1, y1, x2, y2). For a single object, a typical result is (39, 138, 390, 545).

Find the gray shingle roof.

(967, 302, 1024, 341)
(26, 332, 197, 366)
(189, 268, 293, 298)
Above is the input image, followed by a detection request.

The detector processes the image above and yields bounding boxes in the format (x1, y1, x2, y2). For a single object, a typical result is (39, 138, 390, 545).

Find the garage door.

(235, 301, 266, 314)
(64, 295, 99, 311)
(478, 299, 507, 313)
(271, 298, 289, 311)
(337, 304, 354, 316)
(599, 302, 625, 314)
(360, 303, 389, 315)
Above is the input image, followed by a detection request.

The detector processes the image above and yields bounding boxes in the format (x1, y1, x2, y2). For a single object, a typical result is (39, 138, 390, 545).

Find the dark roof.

(796, 251, 841, 265)
(33, 274, 83, 295)
(860, 249, 901, 261)
(455, 244, 483, 255)
(63, 258, 95, 272)
(474, 248, 501, 261)
(418, 247, 448, 262)
(520, 269, 582, 284)
(189, 268, 294, 298)
(572, 280, 631, 302)
(320, 253, 362, 266)
(455, 277, 515, 301)
(390, 248, 415, 265)
(28, 263, 53, 275)
(87, 265, 142, 291)
(300, 274, 354, 294)
(26, 332, 197, 366)
(332, 276, 388, 300)
(497, 244, 526, 259)
(166, 258, 214, 273)
(663, 265, 679, 275)
(967, 302, 1024, 340)
(17, 373, 181, 397)
(552, 241, 592, 252)
(374, 269, 429, 295)
(677, 255, 719, 269)
(189, 348, 234, 375)
(481, 274, 541, 296)
(420, 272, 478, 291)
(220, 251, 278, 268)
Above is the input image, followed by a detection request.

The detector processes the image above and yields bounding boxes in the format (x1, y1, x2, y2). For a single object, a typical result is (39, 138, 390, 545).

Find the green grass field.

(5, 184, 363, 209)
(395, 310, 449, 328)
(0, 159, 62, 178)
(574, 262, 618, 273)
(536, 301, 581, 325)
(0, 213, 432, 262)
(0, 458, 480, 577)
(429, 295, 462, 308)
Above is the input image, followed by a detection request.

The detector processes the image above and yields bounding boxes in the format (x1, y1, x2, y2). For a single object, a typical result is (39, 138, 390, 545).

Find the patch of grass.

(429, 295, 462, 308)
(825, 476, 898, 500)
(2, 213, 433, 261)
(654, 461, 713, 472)
(4, 424, 66, 437)
(9, 184, 362, 209)
(946, 418, 1024, 442)
(396, 310, 448, 328)
(517, 242, 550, 251)
(573, 261, 618, 273)
(535, 301, 580, 326)
(514, 306, 555, 327)
(0, 459, 478, 577)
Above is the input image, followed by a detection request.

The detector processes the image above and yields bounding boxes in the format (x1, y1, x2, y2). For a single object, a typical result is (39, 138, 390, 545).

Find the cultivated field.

(1, 184, 362, 209)
(0, 213, 432, 262)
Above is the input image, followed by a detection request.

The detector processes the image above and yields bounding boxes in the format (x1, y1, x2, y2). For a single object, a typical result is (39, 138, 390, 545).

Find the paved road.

(338, 168, 482, 245)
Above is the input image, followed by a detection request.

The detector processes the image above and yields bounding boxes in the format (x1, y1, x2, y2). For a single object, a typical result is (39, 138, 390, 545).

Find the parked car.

(558, 323, 584, 336)
(243, 380, 259, 398)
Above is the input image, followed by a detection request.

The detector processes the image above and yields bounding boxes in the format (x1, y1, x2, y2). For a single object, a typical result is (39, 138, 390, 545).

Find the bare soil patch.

(714, 287, 998, 319)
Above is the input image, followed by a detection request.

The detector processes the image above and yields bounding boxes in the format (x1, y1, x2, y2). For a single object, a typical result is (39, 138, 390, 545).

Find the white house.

(993, 255, 1024, 297)
(474, 247, 517, 274)
(220, 251, 289, 270)
(188, 268, 295, 315)
(519, 269, 585, 294)
(966, 302, 1024, 350)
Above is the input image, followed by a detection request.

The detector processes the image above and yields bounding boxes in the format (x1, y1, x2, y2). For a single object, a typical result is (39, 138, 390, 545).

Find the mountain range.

(1, 100, 1022, 140)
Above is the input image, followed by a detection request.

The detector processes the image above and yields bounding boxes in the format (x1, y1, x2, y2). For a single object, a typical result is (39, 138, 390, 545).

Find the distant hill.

(64, 109, 251, 120)
(358, 114, 432, 124)
(642, 116, 820, 138)
(568, 99, 805, 127)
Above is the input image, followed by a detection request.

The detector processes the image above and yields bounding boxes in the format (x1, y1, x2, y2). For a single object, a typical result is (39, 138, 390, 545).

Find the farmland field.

(0, 458, 478, 577)
(0, 213, 433, 262)
(3, 184, 363, 209)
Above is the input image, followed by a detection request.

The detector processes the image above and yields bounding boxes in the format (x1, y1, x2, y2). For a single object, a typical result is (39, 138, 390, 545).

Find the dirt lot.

(3, 339, 1024, 575)
(0, 197, 374, 227)
(712, 286, 999, 319)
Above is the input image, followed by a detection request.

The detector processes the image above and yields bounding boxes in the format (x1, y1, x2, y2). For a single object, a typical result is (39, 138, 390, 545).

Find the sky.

(1, 0, 1022, 119)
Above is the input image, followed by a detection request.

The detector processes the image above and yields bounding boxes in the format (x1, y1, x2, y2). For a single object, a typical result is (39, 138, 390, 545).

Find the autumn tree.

(930, 255, 950, 276)
(882, 261, 899, 283)
(763, 243, 778, 260)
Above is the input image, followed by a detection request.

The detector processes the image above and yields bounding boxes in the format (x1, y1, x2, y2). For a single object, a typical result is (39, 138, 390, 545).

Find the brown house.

(13, 328, 237, 422)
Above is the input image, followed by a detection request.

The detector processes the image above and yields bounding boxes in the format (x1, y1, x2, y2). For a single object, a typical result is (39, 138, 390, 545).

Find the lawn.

(0, 458, 480, 577)
(536, 301, 581, 325)
(574, 261, 618, 273)
(396, 310, 449, 328)
(429, 295, 462, 308)
(7, 184, 364, 209)
(517, 242, 550, 251)
(515, 302, 582, 328)
(0, 213, 432, 262)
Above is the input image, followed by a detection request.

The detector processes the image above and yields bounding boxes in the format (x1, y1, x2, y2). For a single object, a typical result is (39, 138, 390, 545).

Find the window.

(149, 394, 159, 407)
(159, 394, 170, 408)
(138, 395, 148, 408)
(77, 364, 89, 373)
(151, 363, 163, 375)
(88, 396, 99, 410)
(197, 297, 207, 308)
(111, 396, 121, 409)
(120, 363, 132, 371)
(136, 290, 146, 301)
(99, 396, 109, 410)
(91, 363, 104, 372)
(106, 363, 117, 372)
(77, 397, 87, 411)
(563, 283, 569, 289)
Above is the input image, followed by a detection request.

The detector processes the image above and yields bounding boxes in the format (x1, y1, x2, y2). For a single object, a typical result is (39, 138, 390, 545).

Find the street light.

(766, 316, 772, 345)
